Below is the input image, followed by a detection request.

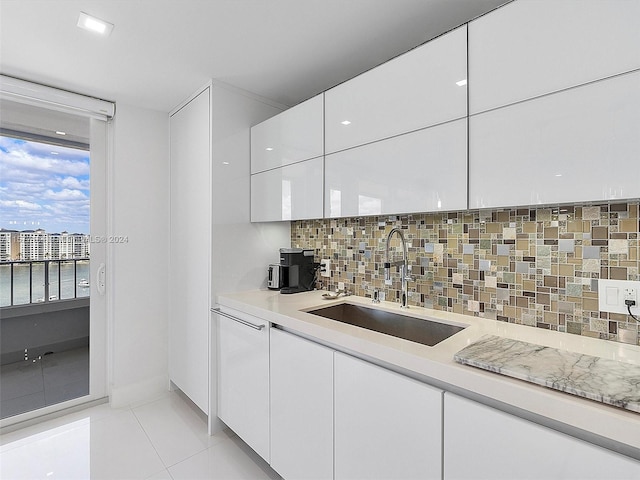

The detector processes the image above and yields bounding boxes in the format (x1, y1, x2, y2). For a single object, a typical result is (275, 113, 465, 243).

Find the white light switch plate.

(598, 279, 640, 315)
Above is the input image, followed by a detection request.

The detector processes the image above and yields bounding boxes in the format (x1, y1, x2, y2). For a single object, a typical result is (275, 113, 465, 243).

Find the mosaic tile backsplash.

(292, 202, 640, 346)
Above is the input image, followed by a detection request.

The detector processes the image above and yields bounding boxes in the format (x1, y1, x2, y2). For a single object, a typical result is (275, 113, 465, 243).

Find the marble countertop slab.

(454, 334, 640, 413)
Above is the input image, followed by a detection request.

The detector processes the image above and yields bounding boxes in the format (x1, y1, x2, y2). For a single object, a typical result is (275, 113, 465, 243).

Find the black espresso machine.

(268, 248, 319, 294)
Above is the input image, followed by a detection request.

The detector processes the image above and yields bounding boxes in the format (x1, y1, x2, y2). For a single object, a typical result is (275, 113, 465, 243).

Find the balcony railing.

(0, 259, 90, 307)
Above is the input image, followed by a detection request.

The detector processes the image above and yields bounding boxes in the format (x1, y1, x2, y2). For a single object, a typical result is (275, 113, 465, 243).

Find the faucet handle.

(404, 264, 414, 281)
(385, 260, 404, 268)
(383, 262, 392, 284)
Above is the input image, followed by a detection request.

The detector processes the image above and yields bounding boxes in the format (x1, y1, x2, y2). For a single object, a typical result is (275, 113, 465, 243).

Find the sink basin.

(305, 303, 465, 346)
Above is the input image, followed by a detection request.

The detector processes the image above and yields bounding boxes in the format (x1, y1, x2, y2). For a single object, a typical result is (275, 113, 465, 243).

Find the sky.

(0, 136, 90, 234)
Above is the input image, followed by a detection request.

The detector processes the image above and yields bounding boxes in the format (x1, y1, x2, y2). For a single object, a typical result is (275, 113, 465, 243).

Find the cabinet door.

(270, 328, 333, 480)
(251, 157, 323, 222)
(325, 119, 467, 217)
(469, 70, 640, 209)
(217, 308, 269, 461)
(469, 0, 640, 114)
(444, 393, 640, 479)
(325, 25, 467, 154)
(334, 352, 442, 480)
(251, 94, 323, 174)
(169, 87, 210, 414)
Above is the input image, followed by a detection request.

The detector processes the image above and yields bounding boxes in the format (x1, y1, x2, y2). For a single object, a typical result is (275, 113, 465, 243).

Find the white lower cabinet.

(334, 352, 443, 480)
(216, 308, 270, 461)
(219, 305, 640, 479)
(270, 328, 334, 479)
(444, 393, 640, 479)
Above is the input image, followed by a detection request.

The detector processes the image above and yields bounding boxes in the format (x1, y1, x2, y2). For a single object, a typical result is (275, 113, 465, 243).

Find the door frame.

(0, 79, 113, 429)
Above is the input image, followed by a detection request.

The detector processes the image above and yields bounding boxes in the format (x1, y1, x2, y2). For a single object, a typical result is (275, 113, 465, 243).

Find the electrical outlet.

(320, 259, 331, 278)
(624, 288, 636, 304)
(598, 279, 640, 314)
(622, 287, 638, 307)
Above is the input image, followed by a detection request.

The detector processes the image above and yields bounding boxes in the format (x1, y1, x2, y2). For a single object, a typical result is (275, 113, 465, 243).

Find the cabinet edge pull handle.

(211, 307, 266, 331)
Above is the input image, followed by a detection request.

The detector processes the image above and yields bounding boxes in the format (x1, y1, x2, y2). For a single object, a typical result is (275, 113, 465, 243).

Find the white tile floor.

(0, 390, 282, 480)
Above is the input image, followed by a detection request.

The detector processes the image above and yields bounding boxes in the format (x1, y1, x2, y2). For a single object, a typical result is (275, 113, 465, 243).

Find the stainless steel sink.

(305, 303, 465, 346)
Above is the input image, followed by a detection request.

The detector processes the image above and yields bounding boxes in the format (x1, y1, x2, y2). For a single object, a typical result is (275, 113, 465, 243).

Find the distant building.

(56, 231, 90, 259)
(0, 229, 89, 261)
(19, 229, 48, 260)
(0, 230, 20, 261)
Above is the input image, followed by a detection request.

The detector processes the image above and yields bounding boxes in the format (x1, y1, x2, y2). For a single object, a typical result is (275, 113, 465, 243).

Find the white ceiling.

(0, 0, 507, 113)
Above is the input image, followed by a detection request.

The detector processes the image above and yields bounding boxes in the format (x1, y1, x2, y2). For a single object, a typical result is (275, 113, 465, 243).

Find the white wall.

(110, 104, 170, 407)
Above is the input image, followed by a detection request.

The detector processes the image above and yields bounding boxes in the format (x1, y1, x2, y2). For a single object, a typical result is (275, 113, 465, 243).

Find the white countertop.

(217, 289, 640, 454)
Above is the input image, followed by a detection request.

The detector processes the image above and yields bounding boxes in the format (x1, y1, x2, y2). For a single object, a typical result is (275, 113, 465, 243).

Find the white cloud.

(4, 181, 47, 196)
(1, 136, 90, 233)
(43, 176, 90, 191)
(43, 200, 89, 215)
(0, 199, 42, 211)
(0, 164, 50, 184)
(59, 176, 89, 189)
(44, 188, 88, 201)
(0, 149, 89, 176)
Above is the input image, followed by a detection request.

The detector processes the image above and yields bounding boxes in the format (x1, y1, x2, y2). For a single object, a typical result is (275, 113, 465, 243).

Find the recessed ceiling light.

(222, 161, 230, 165)
(456, 79, 467, 87)
(555, 173, 563, 177)
(77, 12, 114, 36)
(265, 147, 274, 151)
(55, 131, 66, 136)
(341, 120, 351, 125)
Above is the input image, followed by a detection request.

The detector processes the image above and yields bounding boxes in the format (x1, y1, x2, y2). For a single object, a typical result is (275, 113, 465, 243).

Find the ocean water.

(0, 261, 90, 307)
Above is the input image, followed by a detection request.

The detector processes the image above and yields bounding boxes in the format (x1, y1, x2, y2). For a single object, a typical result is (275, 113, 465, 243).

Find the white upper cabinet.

(325, 119, 467, 217)
(469, 70, 640, 209)
(325, 25, 467, 154)
(251, 156, 323, 222)
(251, 94, 323, 174)
(469, 0, 640, 114)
